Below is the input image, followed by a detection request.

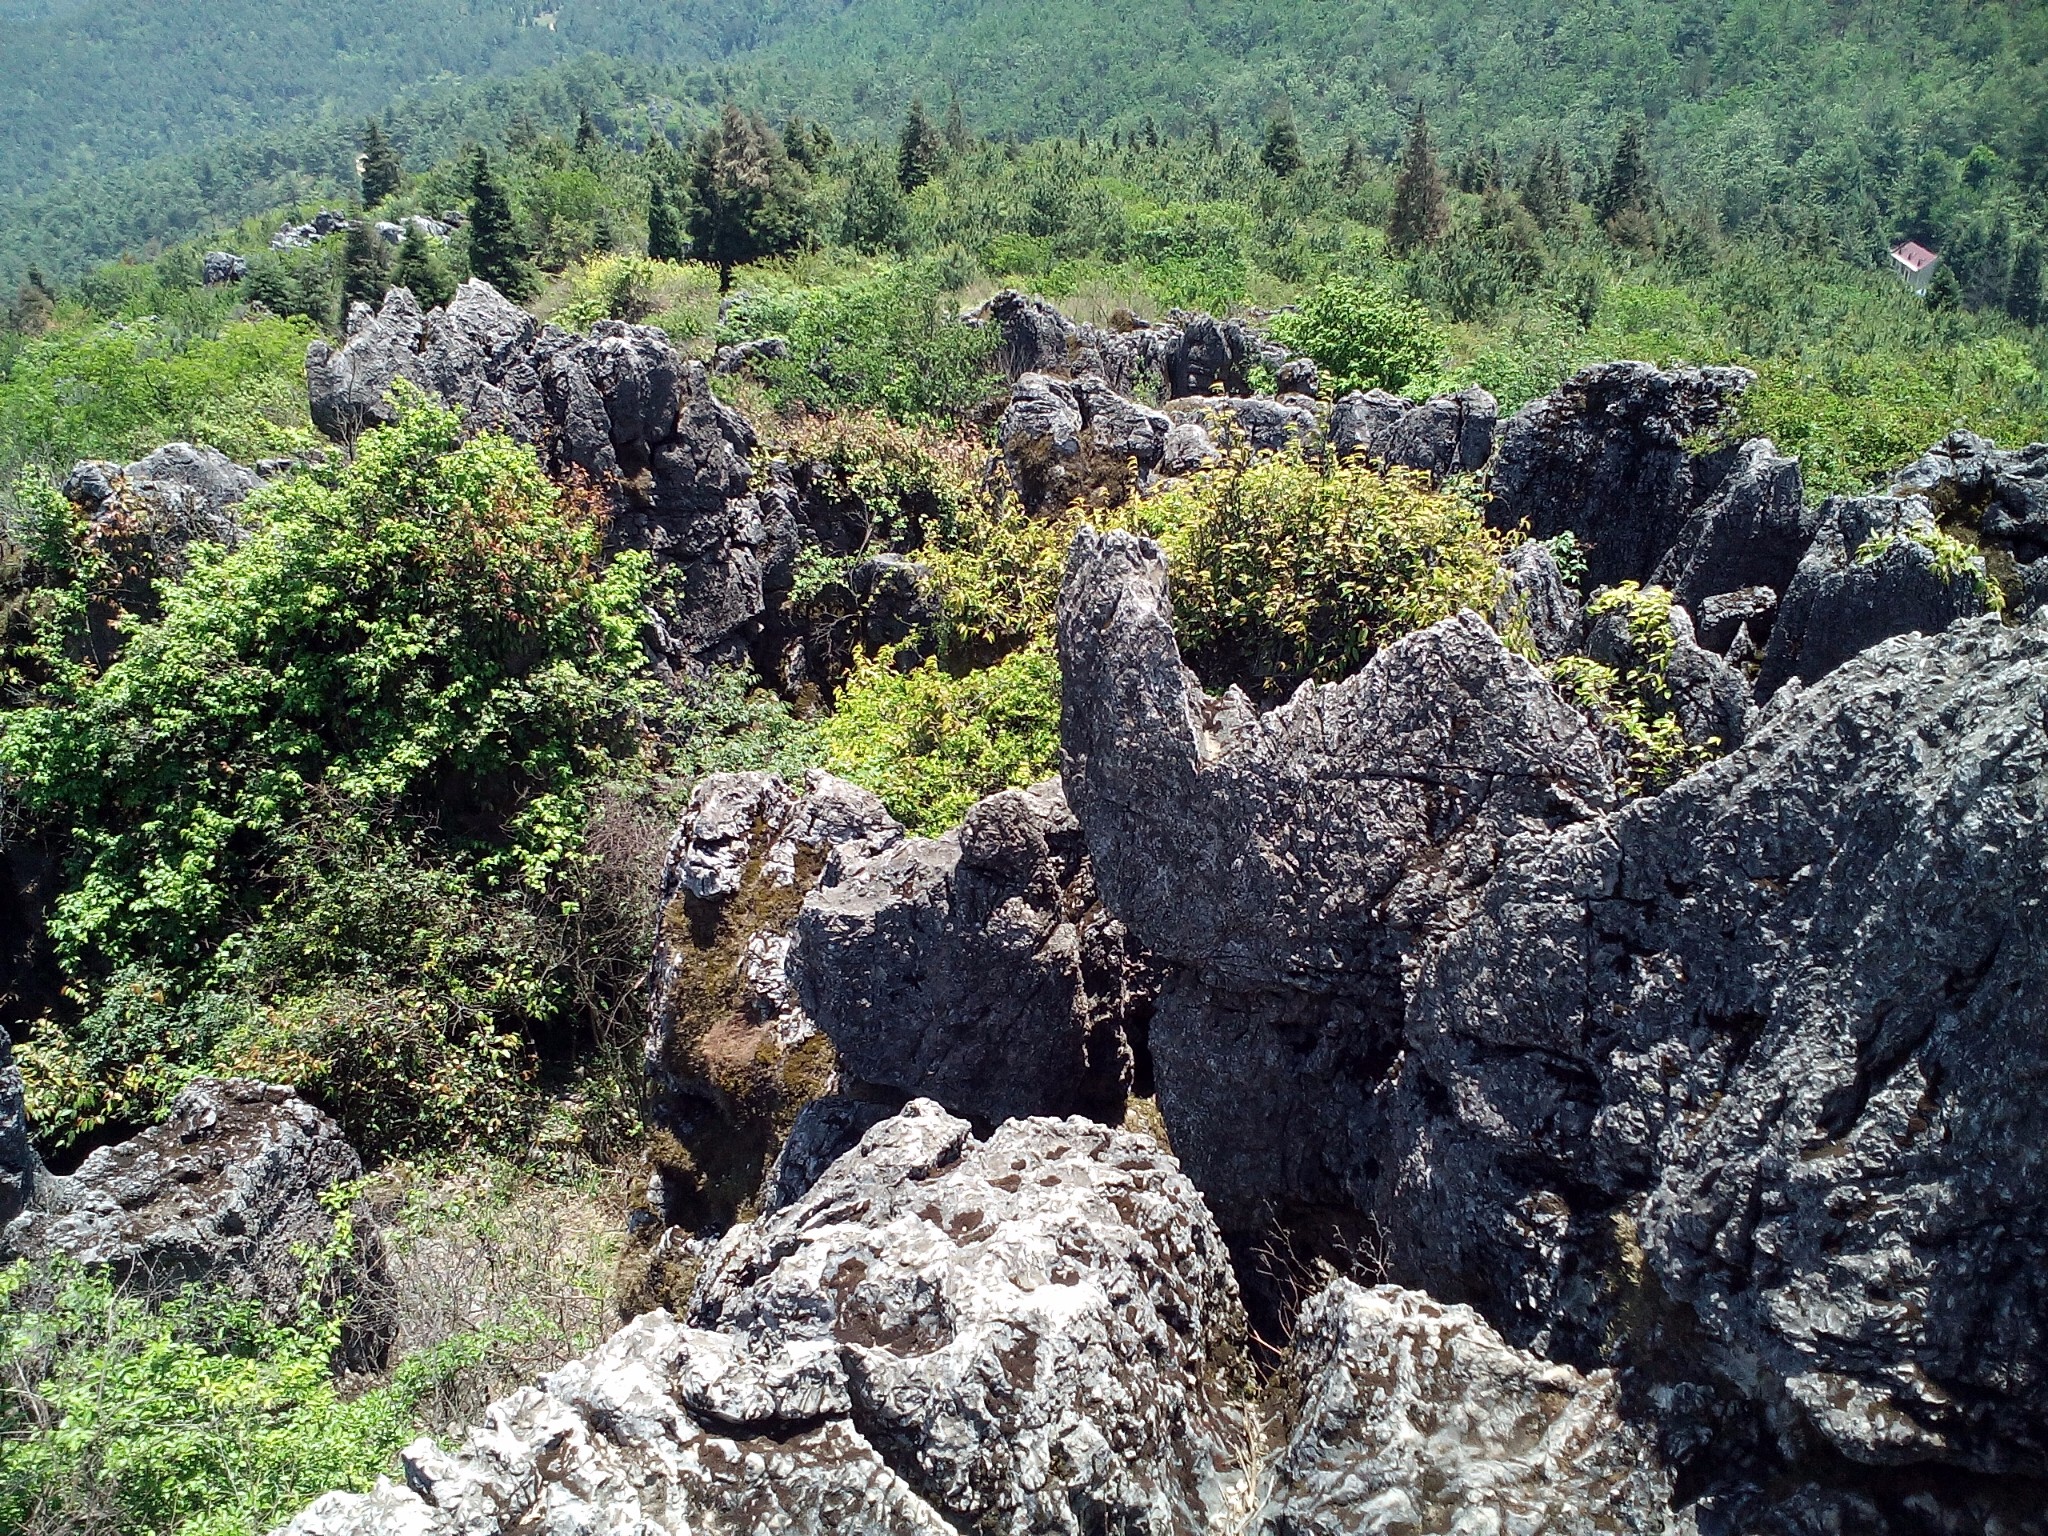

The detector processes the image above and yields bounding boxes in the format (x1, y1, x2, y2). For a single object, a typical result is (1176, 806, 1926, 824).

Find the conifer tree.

(688, 103, 811, 292)
(1206, 116, 1223, 155)
(944, 89, 970, 153)
(2007, 236, 2042, 326)
(1337, 134, 1366, 190)
(340, 219, 388, 316)
(1520, 139, 1571, 230)
(897, 98, 944, 192)
(391, 221, 455, 309)
(1595, 118, 1657, 229)
(646, 179, 685, 261)
(1927, 263, 1963, 311)
(1261, 107, 1305, 178)
(1387, 106, 1449, 254)
(359, 121, 402, 208)
(1143, 115, 1161, 153)
(575, 107, 602, 158)
(841, 147, 907, 253)
(464, 147, 536, 300)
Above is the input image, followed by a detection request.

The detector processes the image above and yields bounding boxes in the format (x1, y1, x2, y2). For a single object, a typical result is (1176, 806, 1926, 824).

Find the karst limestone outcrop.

(2, 1078, 379, 1338)
(283, 1102, 1257, 1536)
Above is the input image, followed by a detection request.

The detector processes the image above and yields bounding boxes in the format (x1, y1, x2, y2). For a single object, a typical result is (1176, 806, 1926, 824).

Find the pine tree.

(1206, 116, 1223, 156)
(1261, 108, 1305, 178)
(1595, 118, 1656, 228)
(897, 98, 944, 192)
(840, 147, 908, 253)
(340, 220, 388, 316)
(646, 180, 685, 261)
(944, 90, 970, 153)
(391, 221, 455, 309)
(1337, 135, 1366, 190)
(575, 107, 602, 158)
(1387, 106, 1449, 255)
(1927, 263, 1963, 311)
(1143, 116, 1161, 153)
(464, 147, 536, 301)
(1520, 139, 1570, 230)
(359, 121, 402, 208)
(2007, 236, 2043, 327)
(689, 102, 812, 292)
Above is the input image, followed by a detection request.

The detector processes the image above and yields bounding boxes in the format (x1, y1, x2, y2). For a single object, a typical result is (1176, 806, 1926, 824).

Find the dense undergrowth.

(2, 55, 2047, 1536)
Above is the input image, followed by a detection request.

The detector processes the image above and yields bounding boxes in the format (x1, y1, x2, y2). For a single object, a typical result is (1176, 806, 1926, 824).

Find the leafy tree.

(391, 221, 455, 309)
(1387, 105, 1449, 255)
(686, 103, 811, 292)
(2009, 236, 2043, 327)
(897, 98, 944, 192)
(339, 219, 388, 316)
(646, 179, 686, 261)
(1261, 107, 1305, 178)
(1595, 118, 1657, 244)
(840, 147, 909, 254)
(463, 146, 536, 300)
(358, 120, 402, 208)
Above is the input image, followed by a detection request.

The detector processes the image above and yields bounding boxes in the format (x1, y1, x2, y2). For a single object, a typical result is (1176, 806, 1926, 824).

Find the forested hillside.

(3, 0, 2044, 285)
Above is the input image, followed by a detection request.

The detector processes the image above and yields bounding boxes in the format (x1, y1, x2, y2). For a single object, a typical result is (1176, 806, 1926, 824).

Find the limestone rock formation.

(1259, 1282, 1678, 1535)
(307, 282, 785, 670)
(3, 1079, 372, 1325)
(1892, 429, 2048, 564)
(0, 1028, 33, 1228)
(964, 288, 1296, 400)
(62, 441, 260, 594)
(1488, 361, 1754, 589)
(1652, 436, 1813, 612)
(791, 779, 1152, 1127)
(690, 1103, 1252, 1534)
(1391, 615, 2048, 1481)
(202, 249, 248, 284)
(1492, 538, 1581, 661)
(643, 770, 902, 1228)
(1581, 593, 1750, 752)
(1056, 529, 1613, 1238)
(999, 371, 1168, 512)
(280, 1102, 1254, 1536)
(1756, 493, 1992, 698)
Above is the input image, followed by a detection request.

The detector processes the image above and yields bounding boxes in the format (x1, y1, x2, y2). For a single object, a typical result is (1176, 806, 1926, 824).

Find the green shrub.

(725, 262, 999, 422)
(1268, 277, 1444, 397)
(819, 642, 1061, 835)
(0, 390, 656, 1146)
(0, 315, 323, 478)
(1136, 450, 1508, 695)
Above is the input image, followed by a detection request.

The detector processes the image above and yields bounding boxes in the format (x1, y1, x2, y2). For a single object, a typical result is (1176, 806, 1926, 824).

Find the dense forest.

(2, 2, 2048, 1531)
(2, 0, 2045, 285)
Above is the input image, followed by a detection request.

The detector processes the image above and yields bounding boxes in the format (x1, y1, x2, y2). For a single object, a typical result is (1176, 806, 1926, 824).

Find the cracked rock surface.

(279, 1101, 1253, 1536)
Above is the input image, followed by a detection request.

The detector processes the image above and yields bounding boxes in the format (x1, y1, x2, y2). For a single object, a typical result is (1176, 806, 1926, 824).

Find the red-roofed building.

(1891, 240, 1940, 294)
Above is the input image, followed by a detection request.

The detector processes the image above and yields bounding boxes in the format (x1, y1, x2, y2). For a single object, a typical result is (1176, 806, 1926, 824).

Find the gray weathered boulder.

(1160, 418, 1221, 474)
(1382, 384, 1497, 478)
(644, 770, 902, 1228)
(791, 779, 1150, 1127)
(3, 1078, 369, 1324)
(281, 1101, 1254, 1536)
(690, 1102, 1253, 1534)
(1258, 1281, 1679, 1535)
(1582, 593, 1750, 752)
(756, 1094, 894, 1214)
(1492, 538, 1581, 661)
(1328, 389, 1411, 459)
(1275, 357, 1321, 398)
(1389, 614, 2048, 1481)
(1207, 394, 1316, 453)
(1756, 493, 1992, 699)
(63, 441, 259, 559)
(1652, 436, 1812, 611)
(1000, 371, 1169, 511)
(710, 335, 791, 375)
(202, 249, 248, 285)
(1694, 584, 1778, 657)
(0, 1028, 33, 1228)
(1892, 430, 2048, 565)
(1488, 361, 1754, 589)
